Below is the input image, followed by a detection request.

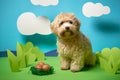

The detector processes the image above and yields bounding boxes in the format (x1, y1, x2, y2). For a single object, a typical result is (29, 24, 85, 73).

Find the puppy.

(51, 13, 96, 72)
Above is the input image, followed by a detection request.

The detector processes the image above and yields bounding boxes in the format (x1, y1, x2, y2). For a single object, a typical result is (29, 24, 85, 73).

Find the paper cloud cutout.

(17, 12, 52, 35)
(82, 2, 110, 17)
(30, 0, 58, 6)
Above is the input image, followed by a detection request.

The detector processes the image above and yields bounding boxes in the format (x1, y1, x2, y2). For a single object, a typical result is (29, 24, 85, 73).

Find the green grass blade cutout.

(26, 52, 36, 66)
(16, 42, 26, 68)
(25, 42, 33, 53)
(7, 49, 19, 72)
(16, 42, 23, 61)
(96, 52, 108, 69)
(25, 48, 36, 66)
(20, 44, 25, 52)
(101, 48, 111, 58)
(19, 56, 27, 68)
(32, 47, 45, 61)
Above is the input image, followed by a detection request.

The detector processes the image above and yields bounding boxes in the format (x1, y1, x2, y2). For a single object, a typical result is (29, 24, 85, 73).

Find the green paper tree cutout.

(96, 47, 120, 74)
(7, 42, 45, 72)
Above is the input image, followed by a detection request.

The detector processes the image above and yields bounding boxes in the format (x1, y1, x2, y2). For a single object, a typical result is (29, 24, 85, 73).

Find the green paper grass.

(30, 66, 54, 75)
(7, 50, 19, 72)
(96, 47, 120, 74)
(7, 42, 45, 72)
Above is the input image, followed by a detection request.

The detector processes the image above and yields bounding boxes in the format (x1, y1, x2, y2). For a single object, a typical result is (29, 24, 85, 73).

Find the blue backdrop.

(0, 0, 120, 53)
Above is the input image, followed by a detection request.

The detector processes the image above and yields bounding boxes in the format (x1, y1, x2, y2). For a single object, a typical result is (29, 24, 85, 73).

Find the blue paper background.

(0, 0, 120, 53)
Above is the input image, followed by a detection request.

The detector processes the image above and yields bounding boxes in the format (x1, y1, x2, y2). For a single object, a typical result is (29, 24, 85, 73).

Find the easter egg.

(35, 65, 42, 70)
(42, 64, 50, 71)
(38, 62, 45, 67)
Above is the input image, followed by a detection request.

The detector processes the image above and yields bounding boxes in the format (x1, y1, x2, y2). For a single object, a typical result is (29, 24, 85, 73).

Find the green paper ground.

(0, 57, 120, 80)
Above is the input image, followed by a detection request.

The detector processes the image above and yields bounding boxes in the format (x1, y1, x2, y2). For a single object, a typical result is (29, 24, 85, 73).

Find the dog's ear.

(76, 19, 81, 30)
(76, 18, 80, 27)
(50, 21, 58, 35)
(73, 16, 81, 30)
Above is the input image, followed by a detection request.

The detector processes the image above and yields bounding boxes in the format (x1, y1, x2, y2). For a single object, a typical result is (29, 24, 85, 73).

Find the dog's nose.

(65, 26, 69, 30)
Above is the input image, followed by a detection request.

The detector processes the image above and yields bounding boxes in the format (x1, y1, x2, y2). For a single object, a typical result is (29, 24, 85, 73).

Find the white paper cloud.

(82, 2, 110, 17)
(17, 12, 52, 35)
(30, 0, 58, 6)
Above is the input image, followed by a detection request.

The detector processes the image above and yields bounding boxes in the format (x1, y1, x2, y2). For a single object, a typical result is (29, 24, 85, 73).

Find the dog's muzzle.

(60, 29, 74, 37)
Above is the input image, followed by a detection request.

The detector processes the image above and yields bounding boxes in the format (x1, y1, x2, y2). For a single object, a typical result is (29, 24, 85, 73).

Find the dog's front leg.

(60, 57, 70, 70)
(70, 54, 84, 72)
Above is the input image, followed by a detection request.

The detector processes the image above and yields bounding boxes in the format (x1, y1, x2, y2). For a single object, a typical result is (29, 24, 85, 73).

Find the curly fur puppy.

(51, 13, 96, 72)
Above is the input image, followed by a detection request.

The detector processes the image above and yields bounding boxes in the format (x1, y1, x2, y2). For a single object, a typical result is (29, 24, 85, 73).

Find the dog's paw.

(61, 65, 69, 70)
(70, 65, 83, 72)
(70, 66, 80, 72)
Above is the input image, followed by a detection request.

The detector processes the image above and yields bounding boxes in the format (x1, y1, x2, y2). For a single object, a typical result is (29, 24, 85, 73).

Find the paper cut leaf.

(25, 48, 36, 66)
(20, 44, 25, 52)
(25, 42, 33, 52)
(101, 48, 111, 58)
(16, 42, 23, 61)
(19, 56, 26, 68)
(26, 53, 36, 66)
(96, 52, 107, 69)
(31, 47, 45, 61)
(7, 49, 19, 72)
(111, 48, 120, 64)
(16, 42, 26, 68)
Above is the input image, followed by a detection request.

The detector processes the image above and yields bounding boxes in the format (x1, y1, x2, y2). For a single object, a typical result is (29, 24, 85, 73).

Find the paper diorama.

(0, 0, 118, 77)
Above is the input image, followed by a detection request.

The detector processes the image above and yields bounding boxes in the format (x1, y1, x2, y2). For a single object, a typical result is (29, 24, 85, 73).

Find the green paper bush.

(7, 42, 45, 72)
(96, 47, 120, 74)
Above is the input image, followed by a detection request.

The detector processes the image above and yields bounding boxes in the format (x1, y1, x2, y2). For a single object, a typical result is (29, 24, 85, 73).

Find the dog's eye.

(69, 21, 73, 24)
(60, 21, 64, 26)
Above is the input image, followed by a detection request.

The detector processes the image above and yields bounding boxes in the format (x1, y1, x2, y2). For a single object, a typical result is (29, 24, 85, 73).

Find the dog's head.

(51, 13, 80, 38)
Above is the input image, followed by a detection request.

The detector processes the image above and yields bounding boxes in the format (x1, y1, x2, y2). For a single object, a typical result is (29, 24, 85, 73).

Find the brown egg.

(35, 65, 42, 70)
(42, 64, 50, 71)
(38, 62, 45, 67)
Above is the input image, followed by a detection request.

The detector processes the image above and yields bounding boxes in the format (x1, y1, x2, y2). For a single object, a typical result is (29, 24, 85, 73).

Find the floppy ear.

(50, 21, 58, 35)
(73, 14, 80, 27)
(76, 18, 80, 27)
(77, 19, 81, 30)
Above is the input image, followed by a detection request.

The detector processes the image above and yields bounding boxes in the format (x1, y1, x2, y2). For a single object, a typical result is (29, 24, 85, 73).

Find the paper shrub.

(96, 47, 120, 74)
(7, 42, 45, 72)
